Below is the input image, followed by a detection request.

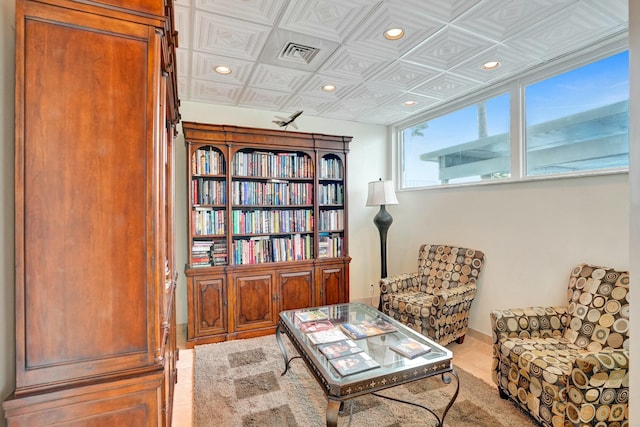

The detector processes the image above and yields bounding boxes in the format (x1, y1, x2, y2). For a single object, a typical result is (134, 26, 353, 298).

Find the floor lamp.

(366, 179, 399, 310)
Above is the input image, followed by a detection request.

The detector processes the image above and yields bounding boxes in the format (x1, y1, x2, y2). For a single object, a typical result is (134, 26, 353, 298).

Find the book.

(306, 327, 349, 345)
(389, 338, 432, 359)
(330, 352, 380, 376)
(294, 308, 329, 323)
(317, 339, 364, 359)
(298, 319, 335, 333)
(339, 318, 397, 340)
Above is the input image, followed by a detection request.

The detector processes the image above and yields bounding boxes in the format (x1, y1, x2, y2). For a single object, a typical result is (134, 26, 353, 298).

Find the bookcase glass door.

(318, 154, 345, 258)
(190, 145, 227, 268)
(230, 148, 315, 265)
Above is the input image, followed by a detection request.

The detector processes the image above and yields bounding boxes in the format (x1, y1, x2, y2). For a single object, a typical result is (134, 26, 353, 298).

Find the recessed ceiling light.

(215, 65, 232, 75)
(403, 100, 417, 107)
(481, 61, 500, 70)
(384, 28, 404, 40)
(322, 84, 336, 92)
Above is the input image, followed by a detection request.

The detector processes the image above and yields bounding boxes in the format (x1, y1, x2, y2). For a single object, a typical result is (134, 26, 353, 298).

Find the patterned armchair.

(491, 264, 630, 427)
(378, 244, 485, 346)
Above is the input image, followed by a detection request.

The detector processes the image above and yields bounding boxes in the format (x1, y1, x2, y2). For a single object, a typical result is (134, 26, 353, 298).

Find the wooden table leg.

(326, 399, 341, 427)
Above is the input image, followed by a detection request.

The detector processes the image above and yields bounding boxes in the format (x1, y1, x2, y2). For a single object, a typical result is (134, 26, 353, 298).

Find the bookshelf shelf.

(183, 123, 351, 346)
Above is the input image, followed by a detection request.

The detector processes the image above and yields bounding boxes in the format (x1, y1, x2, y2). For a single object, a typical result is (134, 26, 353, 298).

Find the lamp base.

(374, 205, 393, 312)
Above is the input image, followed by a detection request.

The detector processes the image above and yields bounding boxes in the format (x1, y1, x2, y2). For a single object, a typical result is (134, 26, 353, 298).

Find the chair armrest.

(566, 349, 629, 423)
(379, 272, 420, 296)
(432, 282, 477, 307)
(490, 306, 569, 340)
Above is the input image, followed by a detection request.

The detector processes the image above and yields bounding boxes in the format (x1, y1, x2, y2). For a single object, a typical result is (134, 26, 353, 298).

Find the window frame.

(394, 34, 629, 191)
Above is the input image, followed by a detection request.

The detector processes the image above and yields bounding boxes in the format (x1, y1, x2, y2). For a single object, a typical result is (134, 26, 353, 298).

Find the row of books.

(192, 208, 226, 236)
(319, 157, 343, 180)
(294, 310, 432, 376)
(232, 151, 314, 179)
(318, 183, 344, 205)
(193, 147, 225, 175)
(192, 148, 343, 181)
(231, 209, 313, 234)
(232, 181, 313, 206)
(191, 239, 228, 267)
(192, 178, 226, 205)
(232, 234, 313, 264)
(318, 209, 344, 231)
(318, 233, 343, 258)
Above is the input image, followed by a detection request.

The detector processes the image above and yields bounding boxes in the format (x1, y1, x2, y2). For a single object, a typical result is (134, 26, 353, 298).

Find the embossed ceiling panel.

(278, 0, 377, 42)
(402, 27, 496, 71)
(410, 72, 480, 100)
(248, 63, 312, 93)
(344, 2, 445, 58)
(318, 46, 394, 82)
(366, 61, 441, 92)
(193, 11, 271, 60)
(237, 87, 292, 110)
(506, 1, 628, 60)
(194, 0, 287, 25)
(174, 0, 629, 126)
(454, 0, 576, 41)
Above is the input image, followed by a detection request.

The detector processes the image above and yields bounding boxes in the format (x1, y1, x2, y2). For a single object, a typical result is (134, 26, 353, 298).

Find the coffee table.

(276, 302, 458, 427)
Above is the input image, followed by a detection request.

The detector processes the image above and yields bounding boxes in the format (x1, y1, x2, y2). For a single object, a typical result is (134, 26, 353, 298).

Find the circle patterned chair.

(378, 244, 485, 346)
(490, 264, 629, 427)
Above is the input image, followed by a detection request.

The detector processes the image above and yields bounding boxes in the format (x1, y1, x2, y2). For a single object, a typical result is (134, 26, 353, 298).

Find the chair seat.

(387, 290, 436, 317)
(496, 337, 584, 402)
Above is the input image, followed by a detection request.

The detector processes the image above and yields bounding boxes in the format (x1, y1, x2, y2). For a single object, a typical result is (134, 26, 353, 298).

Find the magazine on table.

(306, 327, 349, 345)
(317, 339, 363, 359)
(389, 337, 432, 359)
(294, 308, 329, 323)
(298, 319, 335, 333)
(330, 352, 380, 376)
(339, 318, 397, 340)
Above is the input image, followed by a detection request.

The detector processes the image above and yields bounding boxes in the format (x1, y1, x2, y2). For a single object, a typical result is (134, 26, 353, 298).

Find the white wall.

(388, 174, 629, 336)
(1, 0, 15, 424)
(175, 101, 389, 325)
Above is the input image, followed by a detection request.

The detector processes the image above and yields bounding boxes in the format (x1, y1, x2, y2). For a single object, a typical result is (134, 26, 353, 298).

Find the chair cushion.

(496, 337, 585, 424)
(562, 264, 629, 351)
(388, 290, 435, 318)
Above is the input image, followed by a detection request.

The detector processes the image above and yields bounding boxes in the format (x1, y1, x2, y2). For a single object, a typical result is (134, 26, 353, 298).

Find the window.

(399, 48, 629, 189)
(401, 93, 510, 187)
(525, 51, 629, 176)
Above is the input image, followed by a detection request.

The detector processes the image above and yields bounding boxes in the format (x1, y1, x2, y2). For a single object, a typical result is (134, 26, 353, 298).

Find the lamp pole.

(366, 178, 398, 312)
(373, 204, 392, 279)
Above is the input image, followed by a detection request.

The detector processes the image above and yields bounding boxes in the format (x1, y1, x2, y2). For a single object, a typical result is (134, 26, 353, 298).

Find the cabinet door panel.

(235, 274, 275, 330)
(318, 264, 345, 306)
(16, 4, 159, 391)
(278, 269, 314, 311)
(194, 276, 227, 337)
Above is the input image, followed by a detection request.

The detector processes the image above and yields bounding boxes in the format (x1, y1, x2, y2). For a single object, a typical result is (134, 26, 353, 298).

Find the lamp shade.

(366, 179, 399, 206)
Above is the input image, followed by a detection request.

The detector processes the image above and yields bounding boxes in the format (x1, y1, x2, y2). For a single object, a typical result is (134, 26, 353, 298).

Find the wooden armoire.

(3, 0, 181, 425)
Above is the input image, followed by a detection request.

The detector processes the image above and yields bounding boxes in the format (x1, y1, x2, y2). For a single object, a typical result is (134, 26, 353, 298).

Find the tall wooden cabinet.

(4, 0, 181, 425)
(183, 123, 351, 346)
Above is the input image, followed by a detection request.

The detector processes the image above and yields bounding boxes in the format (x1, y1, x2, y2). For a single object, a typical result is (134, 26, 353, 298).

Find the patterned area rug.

(193, 335, 537, 427)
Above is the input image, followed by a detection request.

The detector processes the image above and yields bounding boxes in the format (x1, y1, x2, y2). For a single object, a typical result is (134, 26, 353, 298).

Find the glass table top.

(278, 302, 453, 391)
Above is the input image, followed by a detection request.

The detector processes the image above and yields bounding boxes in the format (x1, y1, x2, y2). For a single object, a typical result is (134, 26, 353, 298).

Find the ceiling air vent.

(278, 42, 319, 65)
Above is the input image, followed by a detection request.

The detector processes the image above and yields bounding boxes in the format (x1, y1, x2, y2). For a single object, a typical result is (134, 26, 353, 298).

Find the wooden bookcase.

(182, 123, 351, 346)
(4, 1, 180, 425)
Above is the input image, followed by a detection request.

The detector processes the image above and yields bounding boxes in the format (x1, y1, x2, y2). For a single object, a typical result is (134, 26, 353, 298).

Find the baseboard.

(466, 328, 492, 345)
(349, 296, 376, 306)
(177, 323, 188, 349)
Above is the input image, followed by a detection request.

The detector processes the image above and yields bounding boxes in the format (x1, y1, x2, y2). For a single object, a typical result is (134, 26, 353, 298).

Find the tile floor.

(170, 331, 494, 427)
